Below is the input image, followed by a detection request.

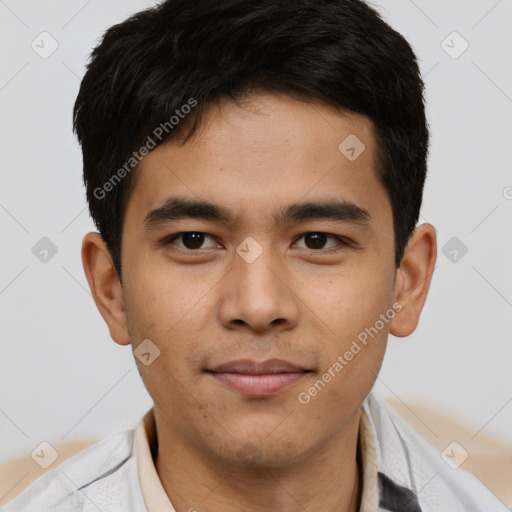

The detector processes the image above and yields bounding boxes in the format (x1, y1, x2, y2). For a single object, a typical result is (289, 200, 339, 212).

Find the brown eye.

(295, 232, 343, 250)
(181, 232, 205, 249)
(164, 232, 218, 250)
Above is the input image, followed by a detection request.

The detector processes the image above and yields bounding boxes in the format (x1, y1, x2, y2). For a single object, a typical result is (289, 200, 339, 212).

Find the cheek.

(295, 324, 388, 426)
(122, 264, 213, 394)
(301, 266, 393, 402)
(123, 257, 208, 338)
(313, 261, 395, 337)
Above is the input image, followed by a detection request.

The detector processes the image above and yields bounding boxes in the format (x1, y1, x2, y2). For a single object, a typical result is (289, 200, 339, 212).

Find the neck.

(153, 407, 363, 512)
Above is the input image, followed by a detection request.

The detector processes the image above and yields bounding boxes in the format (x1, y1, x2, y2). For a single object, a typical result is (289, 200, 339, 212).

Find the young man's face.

(83, 92, 435, 468)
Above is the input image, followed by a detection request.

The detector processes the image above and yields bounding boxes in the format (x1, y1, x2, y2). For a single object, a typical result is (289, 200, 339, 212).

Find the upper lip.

(207, 358, 310, 374)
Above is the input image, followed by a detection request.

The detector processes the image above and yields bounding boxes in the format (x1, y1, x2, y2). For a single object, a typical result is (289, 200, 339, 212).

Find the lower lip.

(207, 372, 307, 396)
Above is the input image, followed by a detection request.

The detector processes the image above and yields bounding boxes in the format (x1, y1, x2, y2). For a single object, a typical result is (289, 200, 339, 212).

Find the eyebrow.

(143, 196, 371, 229)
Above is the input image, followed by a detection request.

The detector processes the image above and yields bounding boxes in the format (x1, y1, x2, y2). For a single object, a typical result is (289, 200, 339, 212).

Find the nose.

(217, 244, 300, 332)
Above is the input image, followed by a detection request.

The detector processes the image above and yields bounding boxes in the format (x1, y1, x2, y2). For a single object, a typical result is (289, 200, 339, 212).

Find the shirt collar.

(362, 394, 423, 511)
(136, 408, 176, 511)
(135, 398, 418, 512)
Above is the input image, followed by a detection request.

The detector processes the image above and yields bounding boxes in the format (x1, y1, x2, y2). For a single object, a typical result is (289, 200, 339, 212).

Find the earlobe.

(389, 224, 437, 338)
(81, 232, 130, 346)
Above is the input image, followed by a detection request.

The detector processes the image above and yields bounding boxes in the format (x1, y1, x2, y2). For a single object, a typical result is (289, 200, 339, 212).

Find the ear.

(389, 224, 437, 338)
(81, 232, 130, 346)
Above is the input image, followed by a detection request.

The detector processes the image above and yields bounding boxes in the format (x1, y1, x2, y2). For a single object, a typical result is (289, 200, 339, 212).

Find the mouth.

(205, 359, 313, 396)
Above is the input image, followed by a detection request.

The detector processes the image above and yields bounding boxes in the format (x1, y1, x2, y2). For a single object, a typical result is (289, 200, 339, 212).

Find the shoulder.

(365, 393, 508, 512)
(0, 428, 145, 512)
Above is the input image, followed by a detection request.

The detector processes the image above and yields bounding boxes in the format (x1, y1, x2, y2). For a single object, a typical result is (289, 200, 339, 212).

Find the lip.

(206, 358, 311, 396)
(209, 358, 307, 374)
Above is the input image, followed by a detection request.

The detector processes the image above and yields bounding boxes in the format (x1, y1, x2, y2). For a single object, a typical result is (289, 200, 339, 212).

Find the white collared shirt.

(1, 392, 506, 511)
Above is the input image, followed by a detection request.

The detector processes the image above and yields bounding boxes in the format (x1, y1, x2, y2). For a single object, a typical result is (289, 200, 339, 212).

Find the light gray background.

(1, 0, 511, 485)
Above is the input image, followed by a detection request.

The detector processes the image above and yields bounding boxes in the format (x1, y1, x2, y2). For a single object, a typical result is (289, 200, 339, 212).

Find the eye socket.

(163, 232, 219, 250)
(162, 231, 350, 252)
(293, 232, 347, 251)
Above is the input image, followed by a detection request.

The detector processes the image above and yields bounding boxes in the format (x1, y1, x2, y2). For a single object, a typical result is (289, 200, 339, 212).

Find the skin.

(82, 92, 437, 512)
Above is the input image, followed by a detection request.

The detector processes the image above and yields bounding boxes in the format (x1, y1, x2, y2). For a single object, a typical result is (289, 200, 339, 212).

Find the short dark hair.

(73, 0, 429, 279)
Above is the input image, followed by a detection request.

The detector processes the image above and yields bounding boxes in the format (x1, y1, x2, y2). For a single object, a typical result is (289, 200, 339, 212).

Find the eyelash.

(161, 232, 351, 253)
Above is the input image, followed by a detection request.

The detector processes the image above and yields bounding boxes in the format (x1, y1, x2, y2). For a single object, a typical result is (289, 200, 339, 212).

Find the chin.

(217, 436, 306, 469)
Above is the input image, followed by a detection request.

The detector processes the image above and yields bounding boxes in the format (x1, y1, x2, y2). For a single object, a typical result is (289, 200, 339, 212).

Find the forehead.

(123, 92, 389, 229)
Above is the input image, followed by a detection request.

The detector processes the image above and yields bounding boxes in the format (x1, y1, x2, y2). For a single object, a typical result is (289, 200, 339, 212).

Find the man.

(1, 0, 506, 511)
